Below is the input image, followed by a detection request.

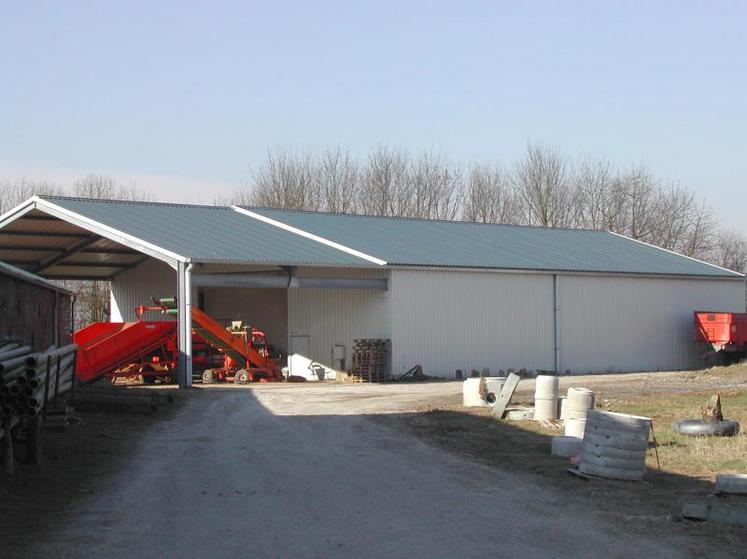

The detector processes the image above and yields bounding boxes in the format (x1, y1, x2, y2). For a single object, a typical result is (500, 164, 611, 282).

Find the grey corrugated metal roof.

(0, 260, 72, 294)
(249, 208, 743, 278)
(17, 197, 741, 277)
(38, 197, 372, 267)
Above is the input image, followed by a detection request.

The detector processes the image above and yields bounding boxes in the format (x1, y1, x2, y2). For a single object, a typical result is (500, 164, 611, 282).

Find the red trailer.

(694, 311, 747, 364)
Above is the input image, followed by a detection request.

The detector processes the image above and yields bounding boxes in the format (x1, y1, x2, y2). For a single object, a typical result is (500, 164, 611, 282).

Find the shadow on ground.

(0, 385, 745, 558)
(371, 406, 747, 554)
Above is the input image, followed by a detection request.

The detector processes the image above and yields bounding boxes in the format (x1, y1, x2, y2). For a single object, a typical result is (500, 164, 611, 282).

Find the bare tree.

(0, 178, 64, 214)
(408, 151, 463, 220)
(713, 229, 747, 274)
(463, 164, 517, 223)
(72, 173, 150, 201)
(319, 147, 359, 213)
(513, 143, 575, 227)
(574, 159, 614, 230)
(245, 149, 322, 210)
(358, 145, 411, 217)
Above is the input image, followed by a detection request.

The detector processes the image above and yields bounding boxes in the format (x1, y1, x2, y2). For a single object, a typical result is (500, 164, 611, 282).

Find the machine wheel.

(234, 370, 250, 385)
(202, 370, 215, 384)
(141, 365, 156, 384)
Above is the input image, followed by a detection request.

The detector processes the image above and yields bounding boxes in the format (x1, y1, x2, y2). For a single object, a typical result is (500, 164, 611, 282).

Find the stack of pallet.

(351, 339, 390, 383)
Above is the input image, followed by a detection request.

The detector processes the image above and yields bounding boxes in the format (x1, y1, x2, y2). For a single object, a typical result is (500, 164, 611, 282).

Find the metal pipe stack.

(0, 344, 78, 420)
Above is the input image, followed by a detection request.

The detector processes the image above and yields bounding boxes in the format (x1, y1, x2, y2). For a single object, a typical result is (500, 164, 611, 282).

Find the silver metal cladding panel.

(557, 275, 746, 373)
(287, 268, 391, 369)
(110, 258, 176, 321)
(389, 268, 555, 377)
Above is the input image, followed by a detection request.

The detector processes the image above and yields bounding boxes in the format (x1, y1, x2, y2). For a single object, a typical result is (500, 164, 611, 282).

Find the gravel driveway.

(18, 382, 694, 559)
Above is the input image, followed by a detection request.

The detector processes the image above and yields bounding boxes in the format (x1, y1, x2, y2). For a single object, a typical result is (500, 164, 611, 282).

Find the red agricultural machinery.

(694, 311, 747, 364)
(74, 297, 282, 385)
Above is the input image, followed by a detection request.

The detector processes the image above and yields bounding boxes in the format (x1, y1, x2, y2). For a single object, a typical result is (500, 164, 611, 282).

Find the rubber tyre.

(234, 370, 249, 385)
(672, 419, 740, 437)
(202, 370, 214, 384)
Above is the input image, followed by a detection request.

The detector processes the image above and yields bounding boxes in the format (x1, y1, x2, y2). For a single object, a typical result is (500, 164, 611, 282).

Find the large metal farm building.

(0, 195, 744, 386)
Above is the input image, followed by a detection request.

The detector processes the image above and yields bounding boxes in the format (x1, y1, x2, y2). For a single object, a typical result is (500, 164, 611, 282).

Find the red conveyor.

(74, 321, 176, 383)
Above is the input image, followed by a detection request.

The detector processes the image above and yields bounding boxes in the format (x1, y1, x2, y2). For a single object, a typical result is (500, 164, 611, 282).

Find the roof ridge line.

(231, 206, 387, 266)
(244, 206, 608, 233)
(39, 195, 227, 210)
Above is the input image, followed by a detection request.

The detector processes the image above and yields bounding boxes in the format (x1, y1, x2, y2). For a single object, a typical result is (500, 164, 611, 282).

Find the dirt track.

(0, 380, 710, 559)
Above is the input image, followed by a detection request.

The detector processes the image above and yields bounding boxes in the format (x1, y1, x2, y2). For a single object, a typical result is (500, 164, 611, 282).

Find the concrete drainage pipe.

(564, 387, 595, 420)
(565, 418, 587, 438)
(534, 375, 559, 420)
(578, 410, 651, 481)
(534, 398, 559, 421)
(535, 375, 559, 399)
(551, 436, 583, 457)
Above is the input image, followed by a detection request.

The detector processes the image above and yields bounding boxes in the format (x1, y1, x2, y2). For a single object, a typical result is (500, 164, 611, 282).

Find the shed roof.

(247, 207, 742, 278)
(0, 196, 741, 279)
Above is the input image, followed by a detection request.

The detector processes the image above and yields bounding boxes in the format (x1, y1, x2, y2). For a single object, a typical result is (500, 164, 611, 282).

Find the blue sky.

(1, 1, 745, 234)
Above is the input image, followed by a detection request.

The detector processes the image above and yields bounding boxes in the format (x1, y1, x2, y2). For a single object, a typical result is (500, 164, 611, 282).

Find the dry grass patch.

(609, 389, 747, 478)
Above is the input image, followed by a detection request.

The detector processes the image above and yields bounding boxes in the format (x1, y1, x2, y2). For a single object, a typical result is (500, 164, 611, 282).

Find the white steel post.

(553, 274, 561, 375)
(177, 262, 193, 388)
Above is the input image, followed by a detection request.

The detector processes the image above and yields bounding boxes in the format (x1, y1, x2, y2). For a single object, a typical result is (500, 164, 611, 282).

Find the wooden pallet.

(351, 339, 390, 383)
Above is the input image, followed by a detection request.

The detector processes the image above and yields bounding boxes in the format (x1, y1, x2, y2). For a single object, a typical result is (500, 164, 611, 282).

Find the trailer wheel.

(234, 370, 250, 385)
(202, 370, 215, 384)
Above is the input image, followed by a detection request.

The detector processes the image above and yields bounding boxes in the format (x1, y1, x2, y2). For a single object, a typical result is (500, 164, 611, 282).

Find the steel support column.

(553, 274, 561, 374)
(177, 262, 193, 388)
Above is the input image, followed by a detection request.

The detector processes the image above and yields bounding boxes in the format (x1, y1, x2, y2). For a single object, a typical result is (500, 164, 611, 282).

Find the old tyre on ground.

(202, 369, 214, 384)
(672, 419, 740, 437)
(234, 370, 250, 385)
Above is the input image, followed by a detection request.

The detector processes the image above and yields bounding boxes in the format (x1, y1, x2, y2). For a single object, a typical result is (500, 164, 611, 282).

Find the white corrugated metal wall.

(389, 269, 555, 377)
(287, 267, 390, 368)
(110, 258, 175, 321)
(111, 259, 744, 377)
(389, 268, 745, 377)
(557, 275, 745, 373)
